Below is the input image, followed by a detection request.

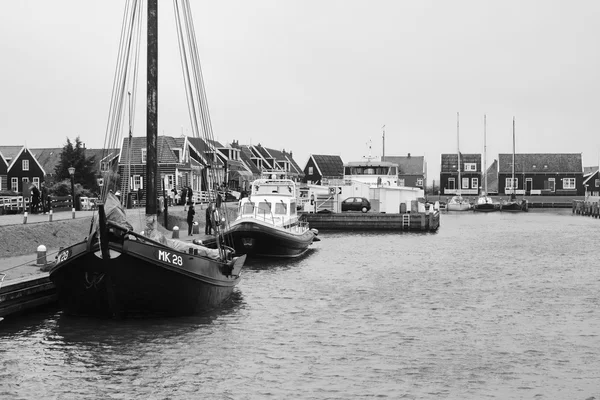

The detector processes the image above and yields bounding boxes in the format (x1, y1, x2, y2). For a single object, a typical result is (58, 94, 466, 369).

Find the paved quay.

(0, 206, 212, 283)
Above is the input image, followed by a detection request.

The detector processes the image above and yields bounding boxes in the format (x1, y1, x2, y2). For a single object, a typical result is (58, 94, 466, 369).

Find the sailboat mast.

(146, 0, 158, 216)
(512, 116, 516, 198)
(484, 114, 487, 194)
(457, 112, 461, 194)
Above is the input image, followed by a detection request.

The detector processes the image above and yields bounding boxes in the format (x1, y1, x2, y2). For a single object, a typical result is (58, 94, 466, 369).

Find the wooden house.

(583, 167, 600, 197)
(498, 153, 583, 196)
(0, 145, 46, 193)
(440, 153, 482, 195)
(0, 149, 8, 192)
(302, 154, 344, 185)
(381, 153, 427, 188)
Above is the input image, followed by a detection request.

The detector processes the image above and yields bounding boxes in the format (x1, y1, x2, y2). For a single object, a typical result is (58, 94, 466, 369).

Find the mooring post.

(36, 245, 47, 266)
(48, 209, 53, 222)
(172, 226, 179, 239)
(72, 207, 76, 219)
(23, 211, 28, 224)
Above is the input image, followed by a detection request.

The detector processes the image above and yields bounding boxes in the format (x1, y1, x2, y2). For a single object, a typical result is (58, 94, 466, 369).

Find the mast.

(484, 114, 487, 195)
(146, 0, 158, 216)
(457, 112, 461, 196)
(512, 116, 516, 200)
(382, 125, 386, 159)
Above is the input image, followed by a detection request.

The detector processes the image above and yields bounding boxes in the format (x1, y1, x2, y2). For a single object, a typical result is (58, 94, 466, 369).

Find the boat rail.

(238, 205, 306, 233)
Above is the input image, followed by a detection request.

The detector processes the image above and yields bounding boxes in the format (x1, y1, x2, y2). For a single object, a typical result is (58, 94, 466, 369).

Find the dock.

(303, 211, 440, 231)
(0, 272, 56, 318)
(572, 200, 600, 217)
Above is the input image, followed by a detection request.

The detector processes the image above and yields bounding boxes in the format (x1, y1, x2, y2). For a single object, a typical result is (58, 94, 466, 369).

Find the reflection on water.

(1, 209, 599, 399)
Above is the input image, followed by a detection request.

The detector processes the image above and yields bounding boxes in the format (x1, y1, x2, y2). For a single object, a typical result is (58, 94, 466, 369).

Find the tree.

(54, 137, 98, 192)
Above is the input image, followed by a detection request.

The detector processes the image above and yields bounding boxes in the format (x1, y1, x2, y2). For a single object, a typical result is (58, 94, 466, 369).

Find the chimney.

(407, 153, 411, 158)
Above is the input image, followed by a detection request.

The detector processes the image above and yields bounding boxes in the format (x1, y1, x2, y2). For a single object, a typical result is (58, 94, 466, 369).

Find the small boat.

(49, 0, 246, 317)
(500, 117, 528, 212)
(447, 113, 472, 211)
(205, 179, 318, 258)
(473, 115, 499, 212)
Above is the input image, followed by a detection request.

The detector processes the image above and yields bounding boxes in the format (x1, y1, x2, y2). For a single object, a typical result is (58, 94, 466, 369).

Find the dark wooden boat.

(49, 0, 246, 317)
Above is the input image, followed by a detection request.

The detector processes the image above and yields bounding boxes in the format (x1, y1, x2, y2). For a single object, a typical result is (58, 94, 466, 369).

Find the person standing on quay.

(205, 202, 213, 235)
(187, 204, 195, 236)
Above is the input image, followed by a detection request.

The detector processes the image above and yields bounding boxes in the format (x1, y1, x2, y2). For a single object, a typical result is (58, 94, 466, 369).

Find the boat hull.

(446, 203, 472, 211)
(500, 201, 528, 212)
(49, 238, 244, 317)
(218, 219, 315, 258)
(473, 203, 499, 212)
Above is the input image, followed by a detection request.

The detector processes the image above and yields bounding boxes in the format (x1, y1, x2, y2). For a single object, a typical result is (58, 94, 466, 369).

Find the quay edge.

(0, 274, 57, 318)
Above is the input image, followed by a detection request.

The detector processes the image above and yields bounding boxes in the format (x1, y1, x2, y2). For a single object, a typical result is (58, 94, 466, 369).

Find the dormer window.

(22, 160, 29, 171)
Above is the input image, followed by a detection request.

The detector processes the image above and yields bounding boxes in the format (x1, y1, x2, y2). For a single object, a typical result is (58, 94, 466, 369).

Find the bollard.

(37, 245, 47, 265)
(49, 209, 53, 222)
(172, 226, 180, 239)
(23, 211, 28, 224)
(192, 221, 200, 234)
(72, 207, 76, 219)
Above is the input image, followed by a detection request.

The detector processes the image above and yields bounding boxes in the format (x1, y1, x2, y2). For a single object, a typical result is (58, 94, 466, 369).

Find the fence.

(0, 195, 74, 214)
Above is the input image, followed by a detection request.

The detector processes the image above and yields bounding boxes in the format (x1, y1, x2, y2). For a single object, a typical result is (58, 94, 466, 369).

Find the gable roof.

(0, 146, 23, 165)
(310, 154, 344, 178)
(6, 146, 46, 174)
(119, 136, 184, 165)
(440, 153, 481, 173)
(237, 146, 261, 174)
(382, 155, 425, 175)
(187, 137, 224, 167)
(498, 153, 582, 174)
(31, 148, 62, 175)
(583, 170, 599, 185)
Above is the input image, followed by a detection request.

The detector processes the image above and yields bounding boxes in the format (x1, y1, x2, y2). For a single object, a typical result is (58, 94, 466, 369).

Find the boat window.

(258, 202, 271, 213)
(275, 202, 287, 215)
(290, 202, 296, 214)
(242, 202, 255, 214)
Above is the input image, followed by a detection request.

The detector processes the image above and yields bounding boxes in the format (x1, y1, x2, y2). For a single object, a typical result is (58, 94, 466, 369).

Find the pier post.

(420, 214, 426, 231)
(172, 226, 180, 239)
(23, 211, 27, 224)
(72, 207, 76, 219)
(48, 210, 53, 222)
(36, 245, 47, 266)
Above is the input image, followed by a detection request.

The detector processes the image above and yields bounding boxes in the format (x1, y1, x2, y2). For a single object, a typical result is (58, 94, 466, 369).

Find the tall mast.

(457, 112, 461, 195)
(484, 114, 487, 195)
(146, 0, 158, 216)
(512, 116, 516, 199)
(382, 125, 386, 160)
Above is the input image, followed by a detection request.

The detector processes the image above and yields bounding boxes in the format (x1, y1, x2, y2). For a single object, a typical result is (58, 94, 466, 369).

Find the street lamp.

(68, 166, 75, 212)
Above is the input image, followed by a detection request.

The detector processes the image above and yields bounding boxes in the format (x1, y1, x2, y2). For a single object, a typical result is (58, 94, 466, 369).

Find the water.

(1, 209, 599, 399)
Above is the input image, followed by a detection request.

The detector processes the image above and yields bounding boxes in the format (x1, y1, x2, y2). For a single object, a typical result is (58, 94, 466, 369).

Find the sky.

(1, 0, 599, 182)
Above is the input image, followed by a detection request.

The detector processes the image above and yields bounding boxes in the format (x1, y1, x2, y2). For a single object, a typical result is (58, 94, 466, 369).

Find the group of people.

(186, 201, 216, 236)
(23, 182, 51, 214)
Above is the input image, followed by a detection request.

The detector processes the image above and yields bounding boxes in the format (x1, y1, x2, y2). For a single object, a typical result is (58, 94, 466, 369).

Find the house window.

(141, 149, 147, 164)
(505, 178, 518, 189)
(33, 177, 40, 188)
(448, 178, 455, 190)
(464, 163, 476, 172)
(0, 175, 6, 191)
(22, 159, 29, 171)
(595, 179, 600, 188)
(11, 177, 18, 192)
(563, 178, 576, 190)
(173, 149, 182, 163)
(416, 178, 423, 186)
(471, 178, 478, 190)
(165, 174, 174, 190)
(133, 175, 143, 190)
(462, 177, 469, 189)
(308, 166, 313, 175)
(101, 162, 109, 172)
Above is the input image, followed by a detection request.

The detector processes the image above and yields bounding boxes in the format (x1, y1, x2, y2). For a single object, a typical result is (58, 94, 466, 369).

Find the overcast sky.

(1, 0, 599, 181)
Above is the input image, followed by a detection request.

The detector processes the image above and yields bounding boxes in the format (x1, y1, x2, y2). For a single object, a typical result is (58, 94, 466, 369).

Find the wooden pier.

(303, 211, 440, 231)
(0, 274, 57, 318)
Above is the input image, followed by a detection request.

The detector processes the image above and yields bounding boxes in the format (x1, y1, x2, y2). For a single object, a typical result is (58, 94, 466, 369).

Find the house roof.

(0, 146, 23, 164)
(31, 148, 62, 175)
(583, 166, 598, 175)
(238, 146, 261, 175)
(583, 170, 599, 185)
(310, 154, 344, 178)
(381, 155, 425, 175)
(188, 137, 224, 167)
(5, 146, 46, 174)
(440, 153, 482, 173)
(498, 153, 582, 174)
(119, 136, 183, 164)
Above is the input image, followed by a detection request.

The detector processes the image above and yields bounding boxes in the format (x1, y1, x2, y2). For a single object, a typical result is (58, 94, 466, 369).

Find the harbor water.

(1, 209, 599, 399)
